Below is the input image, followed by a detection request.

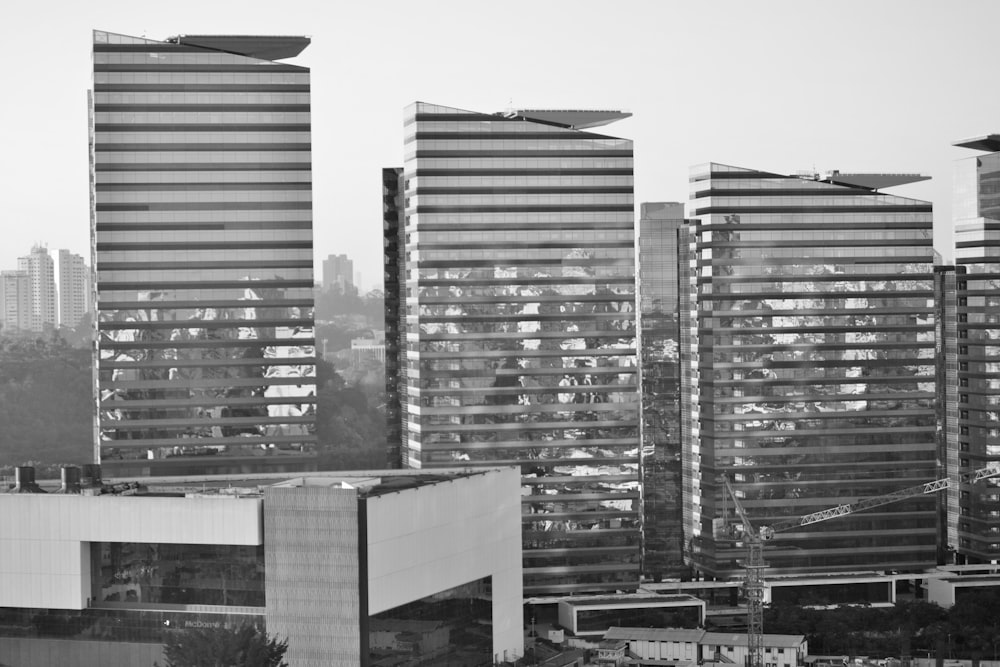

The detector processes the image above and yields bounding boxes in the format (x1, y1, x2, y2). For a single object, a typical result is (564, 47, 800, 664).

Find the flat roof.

(560, 594, 703, 608)
(701, 632, 806, 648)
(606, 627, 706, 642)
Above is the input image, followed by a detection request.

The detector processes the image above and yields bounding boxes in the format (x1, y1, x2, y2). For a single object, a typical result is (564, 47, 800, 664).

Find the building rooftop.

(953, 134, 1000, 152)
(606, 627, 706, 643)
(701, 632, 806, 648)
(8, 467, 500, 499)
(169, 34, 310, 60)
(559, 593, 703, 608)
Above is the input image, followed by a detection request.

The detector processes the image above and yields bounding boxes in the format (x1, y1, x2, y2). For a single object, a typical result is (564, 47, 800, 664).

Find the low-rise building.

(557, 594, 706, 637)
(701, 631, 807, 667)
(600, 627, 806, 667)
(0, 466, 524, 667)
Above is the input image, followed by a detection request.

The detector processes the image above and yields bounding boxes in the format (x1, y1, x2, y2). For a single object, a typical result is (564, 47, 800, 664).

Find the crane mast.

(720, 463, 1000, 667)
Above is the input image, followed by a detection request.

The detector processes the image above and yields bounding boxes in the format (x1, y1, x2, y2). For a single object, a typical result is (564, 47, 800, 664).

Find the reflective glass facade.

(0, 606, 262, 644)
(92, 542, 265, 607)
(952, 146, 1000, 560)
(688, 163, 937, 576)
(367, 576, 492, 665)
(401, 103, 640, 595)
(637, 202, 689, 580)
(89, 31, 317, 476)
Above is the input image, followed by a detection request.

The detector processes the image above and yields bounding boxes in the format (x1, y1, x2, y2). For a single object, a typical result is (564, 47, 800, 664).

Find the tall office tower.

(401, 102, 640, 595)
(687, 163, 937, 576)
(0, 271, 32, 334)
(383, 167, 406, 467)
(935, 264, 961, 562)
(951, 135, 1000, 562)
(17, 245, 57, 333)
(58, 249, 91, 328)
(636, 202, 690, 580)
(321, 253, 354, 290)
(90, 30, 317, 477)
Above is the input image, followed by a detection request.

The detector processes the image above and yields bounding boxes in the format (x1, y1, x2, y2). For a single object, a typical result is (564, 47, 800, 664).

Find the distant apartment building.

(58, 249, 91, 328)
(17, 245, 57, 333)
(322, 253, 354, 291)
(0, 270, 32, 334)
(686, 163, 938, 576)
(90, 30, 317, 476)
(636, 202, 690, 580)
(395, 102, 640, 595)
(950, 134, 1000, 562)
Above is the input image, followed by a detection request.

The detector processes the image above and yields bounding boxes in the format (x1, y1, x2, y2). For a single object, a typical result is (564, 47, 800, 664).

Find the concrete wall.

(365, 467, 524, 663)
(0, 637, 163, 667)
(0, 494, 262, 610)
(264, 485, 362, 667)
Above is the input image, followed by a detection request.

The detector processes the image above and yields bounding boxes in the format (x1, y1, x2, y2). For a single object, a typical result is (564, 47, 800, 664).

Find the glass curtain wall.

(953, 147, 1000, 560)
(90, 31, 317, 476)
(688, 163, 937, 575)
(402, 103, 640, 595)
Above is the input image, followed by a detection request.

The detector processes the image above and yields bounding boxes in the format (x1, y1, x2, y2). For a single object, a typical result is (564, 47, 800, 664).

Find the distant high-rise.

(398, 102, 640, 595)
(16, 245, 57, 333)
(950, 135, 1000, 562)
(58, 249, 91, 328)
(686, 163, 938, 576)
(90, 30, 317, 476)
(636, 202, 689, 580)
(0, 271, 31, 334)
(321, 253, 354, 291)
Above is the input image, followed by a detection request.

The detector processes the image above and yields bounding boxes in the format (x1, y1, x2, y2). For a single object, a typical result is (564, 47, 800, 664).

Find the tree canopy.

(159, 622, 288, 667)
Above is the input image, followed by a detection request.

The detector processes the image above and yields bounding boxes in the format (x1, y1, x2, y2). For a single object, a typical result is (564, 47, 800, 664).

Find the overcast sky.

(1, 0, 997, 290)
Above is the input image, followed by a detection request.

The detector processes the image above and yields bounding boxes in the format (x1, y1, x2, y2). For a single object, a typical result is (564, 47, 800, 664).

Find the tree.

(159, 622, 288, 667)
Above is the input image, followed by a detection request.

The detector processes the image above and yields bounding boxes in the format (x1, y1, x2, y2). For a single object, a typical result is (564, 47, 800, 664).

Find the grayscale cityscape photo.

(2, 1, 1000, 666)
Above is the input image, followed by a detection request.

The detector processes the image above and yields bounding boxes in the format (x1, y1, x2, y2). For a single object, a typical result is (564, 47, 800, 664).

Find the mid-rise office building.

(17, 245, 57, 333)
(636, 202, 690, 580)
(686, 163, 937, 576)
(89, 31, 317, 476)
(0, 270, 32, 335)
(398, 102, 640, 595)
(59, 249, 92, 328)
(951, 135, 1000, 561)
(0, 466, 523, 667)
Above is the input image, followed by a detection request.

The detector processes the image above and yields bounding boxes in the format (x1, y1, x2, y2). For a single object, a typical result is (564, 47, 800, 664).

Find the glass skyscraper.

(686, 163, 938, 576)
(951, 135, 1000, 561)
(636, 202, 689, 580)
(400, 102, 640, 595)
(90, 31, 317, 476)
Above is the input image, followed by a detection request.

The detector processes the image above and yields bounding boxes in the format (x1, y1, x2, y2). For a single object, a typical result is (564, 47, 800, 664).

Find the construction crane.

(720, 463, 1000, 667)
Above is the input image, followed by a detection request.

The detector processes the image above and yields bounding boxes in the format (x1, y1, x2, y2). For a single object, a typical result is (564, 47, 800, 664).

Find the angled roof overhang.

(953, 134, 1000, 152)
(506, 109, 631, 130)
(822, 172, 930, 190)
(173, 35, 310, 60)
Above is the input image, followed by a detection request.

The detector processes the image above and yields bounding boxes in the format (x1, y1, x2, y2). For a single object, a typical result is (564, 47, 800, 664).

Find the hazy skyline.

(2, 0, 998, 285)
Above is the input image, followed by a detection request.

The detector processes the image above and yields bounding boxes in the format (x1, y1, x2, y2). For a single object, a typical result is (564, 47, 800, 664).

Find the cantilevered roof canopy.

(172, 35, 310, 60)
(507, 109, 631, 130)
(822, 172, 930, 190)
(953, 134, 1000, 152)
